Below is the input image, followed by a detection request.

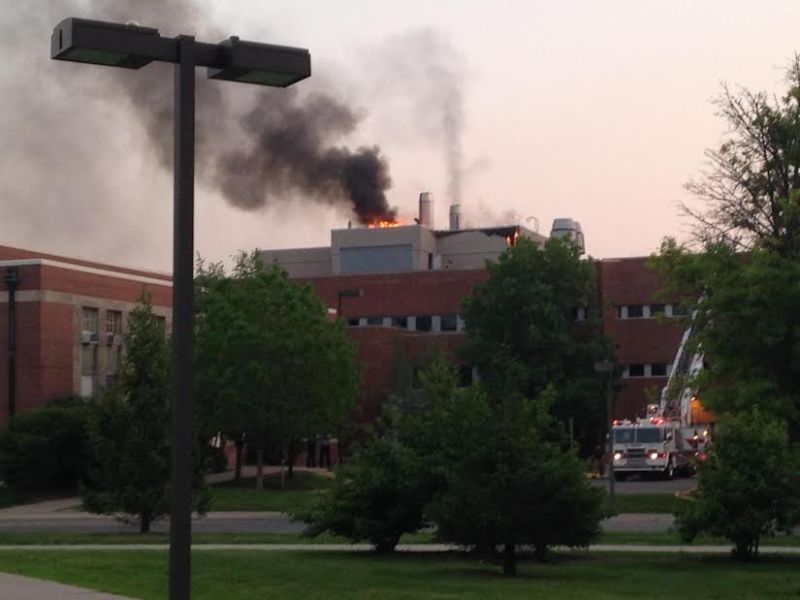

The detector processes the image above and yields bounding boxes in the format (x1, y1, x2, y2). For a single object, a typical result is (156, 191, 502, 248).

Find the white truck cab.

(612, 417, 690, 480)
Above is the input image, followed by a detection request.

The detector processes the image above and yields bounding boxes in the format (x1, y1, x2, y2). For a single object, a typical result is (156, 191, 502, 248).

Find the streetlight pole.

(170, 35, 195, 599)
(3, 267, 20, 420)
(50, 19, 310, 600)
(594, 360, 616, 503)
(604, 369, 615, 501)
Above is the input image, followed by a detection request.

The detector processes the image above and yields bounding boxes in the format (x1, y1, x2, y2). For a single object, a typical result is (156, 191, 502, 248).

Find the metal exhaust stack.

(449, 204, 461, 231)
(418, 192, 433, 228)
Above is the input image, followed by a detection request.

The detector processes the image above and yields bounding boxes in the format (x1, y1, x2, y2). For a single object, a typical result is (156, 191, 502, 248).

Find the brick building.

(1, 210, 684, 426)
(261, 198, 686, 422)
(0, 245, 171, 423)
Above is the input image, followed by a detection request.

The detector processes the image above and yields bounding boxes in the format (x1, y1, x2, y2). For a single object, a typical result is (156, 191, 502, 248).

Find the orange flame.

(368, 219, 403, 229)
(506, 229, 521, 246)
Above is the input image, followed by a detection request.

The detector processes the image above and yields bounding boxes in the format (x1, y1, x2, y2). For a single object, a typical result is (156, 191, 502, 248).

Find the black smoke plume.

(99, 1, 396, 224)
(215, 91, 393, 223)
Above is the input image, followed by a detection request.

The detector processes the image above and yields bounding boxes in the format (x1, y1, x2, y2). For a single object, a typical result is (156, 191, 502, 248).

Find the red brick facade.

(302, 257, 684, 422)
(1, 245, 683, 427)
(1, 246, 172, 423)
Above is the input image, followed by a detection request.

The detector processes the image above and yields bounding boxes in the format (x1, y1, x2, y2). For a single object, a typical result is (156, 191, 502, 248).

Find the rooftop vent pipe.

(418, 192, 433, 229)
(449, 204, 461, 231)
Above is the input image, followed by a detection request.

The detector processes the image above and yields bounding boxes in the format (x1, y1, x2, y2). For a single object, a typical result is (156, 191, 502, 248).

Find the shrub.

(676, 408, 800, 559)
(293, 436, 427, 552)
(0, 399, 94, 491)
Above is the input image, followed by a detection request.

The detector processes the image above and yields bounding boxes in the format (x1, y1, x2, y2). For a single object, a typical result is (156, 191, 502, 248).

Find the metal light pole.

(594, 360, 615, 502)
(50, 19, 310, 600)
(3, 267, 20, 419)
(170, 35, 195, 597)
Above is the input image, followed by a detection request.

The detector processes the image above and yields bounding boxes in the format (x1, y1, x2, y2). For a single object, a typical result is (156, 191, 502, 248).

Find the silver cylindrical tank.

(449, 204, 461, 231)
(419, 192, 434, 228)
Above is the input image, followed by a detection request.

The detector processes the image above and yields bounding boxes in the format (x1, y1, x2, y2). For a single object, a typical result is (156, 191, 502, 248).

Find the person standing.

(319, 434, 331, 469)
(306, 436, 317, 468)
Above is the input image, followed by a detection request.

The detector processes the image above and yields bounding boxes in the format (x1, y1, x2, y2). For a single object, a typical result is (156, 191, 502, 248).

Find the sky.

(3, 0, 800, 272)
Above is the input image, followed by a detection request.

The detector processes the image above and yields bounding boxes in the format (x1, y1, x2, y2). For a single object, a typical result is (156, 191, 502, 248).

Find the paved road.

(590, 475, 696, 495)
(0, 474, 688, 535)
(0, 510, 674, 534)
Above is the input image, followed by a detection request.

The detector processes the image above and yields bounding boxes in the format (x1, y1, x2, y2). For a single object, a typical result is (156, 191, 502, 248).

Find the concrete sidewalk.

(0, 572, 135, 599)
(0, 542, 798, 554)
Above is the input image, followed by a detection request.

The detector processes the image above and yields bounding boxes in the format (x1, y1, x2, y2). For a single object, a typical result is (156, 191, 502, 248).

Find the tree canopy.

(462, 236, 611, 453)
(676, 408, 800, 559)
(654, 57, 800, 438)
(681, 57, 800, 258)
(82, 296, 208, 533)
(195, 252, 360, 487)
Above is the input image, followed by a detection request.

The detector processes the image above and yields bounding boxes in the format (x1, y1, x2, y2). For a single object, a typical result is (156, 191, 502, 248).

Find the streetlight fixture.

(594, 359, 616, 503)
(337, 288, 363, 317)
(51, 17, 310, 600)
(3, 267, 20, 420)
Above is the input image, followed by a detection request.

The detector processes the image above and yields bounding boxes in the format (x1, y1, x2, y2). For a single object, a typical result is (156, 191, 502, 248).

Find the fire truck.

(612, 304, 713, 480)
(611, 415, 702, 480)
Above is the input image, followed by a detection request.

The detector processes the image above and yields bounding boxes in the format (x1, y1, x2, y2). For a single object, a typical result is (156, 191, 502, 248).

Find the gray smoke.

(366, 30, 466, 206)
(97, 0, 396, 223)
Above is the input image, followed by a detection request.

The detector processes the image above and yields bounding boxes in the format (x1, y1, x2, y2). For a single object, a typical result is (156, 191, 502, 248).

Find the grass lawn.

(0, 530, 797, 548)
(0, 550, 799, 599)
(209, 471, 332, 512)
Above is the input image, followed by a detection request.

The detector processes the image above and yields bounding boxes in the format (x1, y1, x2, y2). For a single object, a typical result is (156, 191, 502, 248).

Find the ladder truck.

(611, 311, 713, 480)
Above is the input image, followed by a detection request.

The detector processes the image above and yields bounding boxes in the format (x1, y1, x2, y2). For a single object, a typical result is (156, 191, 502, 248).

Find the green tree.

(294, 354, 459, 552)
(195, 252, 359, 490)
(426, 385, 604, 576)
(462, 237, 611, 454)
(654, 241, 800, 435)
(681, 57, 800, 258)
(653, 59, 800, 437)
(676, 408, 800, 559)
(82, 296, 208, 533)
(294, 435, 426, 552)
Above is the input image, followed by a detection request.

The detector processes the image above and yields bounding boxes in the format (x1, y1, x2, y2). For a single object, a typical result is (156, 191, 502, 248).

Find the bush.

(293, 436, 427, 552)
(426, 386, 604, 575)
(0, 400, 94, 491)
(676, 408, 800, 559)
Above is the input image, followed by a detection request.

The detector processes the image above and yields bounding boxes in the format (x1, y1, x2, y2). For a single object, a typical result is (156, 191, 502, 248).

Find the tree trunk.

(139, 513, 151, 534)
(535, 543, 547, 562)
(256, 446, 264, 491)
(234, 437, 244, 482)
(502, 543, 516, 577)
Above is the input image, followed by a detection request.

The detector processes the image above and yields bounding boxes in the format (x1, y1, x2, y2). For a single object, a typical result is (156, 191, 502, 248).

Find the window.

(627, 305, 644, 318)
(416, 315, 432, 332)
(81, 344, 97, 397)
(366, 316, 383, 326)
(81, 345, 97, 376)
(627, 364, 645, 377)
(391, 316, 408, 329)
(82, 307, 98, 333)
(107, 347, 121, 387)
(671, 304, 688, 316)
(440, 314, 458, 332)
(650, 304, 666, 317)
(347, 318, 360, 327)
(650, 363, 669, 377)
(105, 310, 122, 334)
(156, 315, 167, 334)
(573, 307, 587, 321)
